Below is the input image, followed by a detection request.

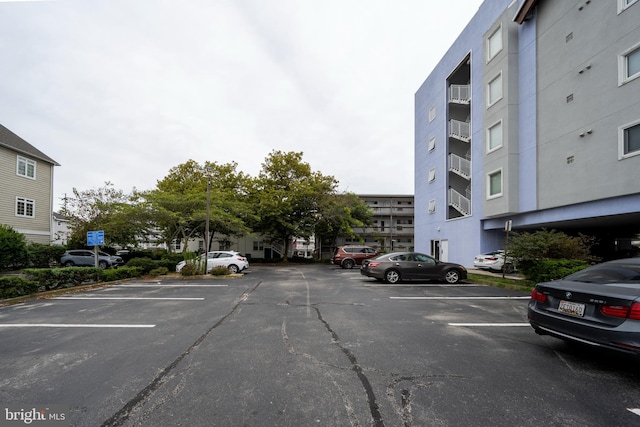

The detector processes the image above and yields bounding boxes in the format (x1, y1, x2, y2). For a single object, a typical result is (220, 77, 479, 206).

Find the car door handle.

(417, 264, 422, 267)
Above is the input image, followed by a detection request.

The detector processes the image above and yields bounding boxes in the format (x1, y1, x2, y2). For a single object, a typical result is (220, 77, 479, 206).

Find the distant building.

(414, 0, 640, 265)
(52, 212, 70, 245)
(336, 195, 415, 253)
(0, 124, 59, 244)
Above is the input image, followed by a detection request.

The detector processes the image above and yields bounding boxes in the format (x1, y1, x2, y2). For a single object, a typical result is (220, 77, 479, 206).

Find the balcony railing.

(449, 153, 471, 180)
(449, 84, 471, 104)
(448, 187, 471, 216)
(449, 119, 470, 142)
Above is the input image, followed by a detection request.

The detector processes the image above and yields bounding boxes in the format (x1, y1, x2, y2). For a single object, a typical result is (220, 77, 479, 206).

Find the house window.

(428, 168, 436, 182)
(487, 25, 502, 62)
(619, 121, 640, 158)
(429, 137, 436, 151)
(487, 120, 503, 152)
(429, 106, 436, 122)
(428, 199, 436, 214)
(620, 44, 640, 85)
(253, 241, 264, 251)
(17, 156, 36, 179)
(16, 197, 35, 218)
(487, 73, 503, 107)
(487, 169, 503, 199)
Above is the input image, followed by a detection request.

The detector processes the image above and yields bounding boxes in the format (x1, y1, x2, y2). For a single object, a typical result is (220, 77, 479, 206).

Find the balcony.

(449, 84, 471, 104)
(448, 187, 471, 216)
(449, 119, 470, 142)
(449, 153, 471, 180)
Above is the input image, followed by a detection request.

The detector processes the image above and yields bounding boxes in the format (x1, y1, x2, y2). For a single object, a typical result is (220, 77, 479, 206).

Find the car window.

(218, 253, 232, 258)
(414, 254, 436, 264)
(566, 265, 640, 283)
(365, 248, 376, 254)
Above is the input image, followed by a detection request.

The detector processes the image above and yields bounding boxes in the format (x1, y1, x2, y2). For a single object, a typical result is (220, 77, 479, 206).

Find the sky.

(0, 0, 484, 210)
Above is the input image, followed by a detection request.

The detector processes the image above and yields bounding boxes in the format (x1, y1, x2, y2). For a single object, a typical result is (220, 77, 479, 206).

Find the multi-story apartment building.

(0, 124, 59, 244)
(336, 195, 415, 253)
(415, 0, 640, 265)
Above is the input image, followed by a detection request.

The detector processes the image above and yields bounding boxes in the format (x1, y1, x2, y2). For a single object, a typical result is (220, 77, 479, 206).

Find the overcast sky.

(1, 0, 483, 209)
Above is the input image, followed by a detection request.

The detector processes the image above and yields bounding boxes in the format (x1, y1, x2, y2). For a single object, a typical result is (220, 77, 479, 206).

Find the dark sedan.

(528, 258, 640, 357)
(360, 252, 467, 284)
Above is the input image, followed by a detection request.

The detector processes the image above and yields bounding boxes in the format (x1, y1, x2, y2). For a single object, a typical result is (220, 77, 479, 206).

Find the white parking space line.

(448, 323, 530, 327)
(390, 296, 530, 300)
(115, 284, 228, 287)
(627, 408, 640, 417)
(0, 324, 155, 328)
(54, 297, 204, 301)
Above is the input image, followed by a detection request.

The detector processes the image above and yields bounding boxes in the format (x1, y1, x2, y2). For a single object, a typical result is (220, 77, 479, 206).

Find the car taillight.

(601, 305, 630, 318)
(530, 289, 547, 303)
(601, 302, 640, 319)
(486, 257, 498, 261)
(368, 262, 380, 268)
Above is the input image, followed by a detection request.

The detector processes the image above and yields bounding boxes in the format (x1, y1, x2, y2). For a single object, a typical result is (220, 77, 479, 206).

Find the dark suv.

(332, 245, 379, 269)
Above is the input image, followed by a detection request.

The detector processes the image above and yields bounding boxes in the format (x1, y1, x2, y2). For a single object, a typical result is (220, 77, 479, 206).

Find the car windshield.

(566, 264, 640, 283)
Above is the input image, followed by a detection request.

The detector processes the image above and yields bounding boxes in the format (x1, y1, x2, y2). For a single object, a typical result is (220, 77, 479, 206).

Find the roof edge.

(513, 0, 538, 24)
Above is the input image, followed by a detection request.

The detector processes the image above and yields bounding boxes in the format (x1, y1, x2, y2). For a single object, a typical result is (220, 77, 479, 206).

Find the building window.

(487, 25, 502, 62)
(487, 120, 503, 152)
(428, 199, 436, 214)
(17, 156, 36, 179)
(253, 241, 264, 251)
(428, 168, 436, 182)
(619, 120, 640, 159)
(429, 106, 436, 122)
(620, 44, 640, 85)
(487, 170, 503, 199)
(618, 0, 638, 13)
(16, 197, 35, 218)
(429, 137, 436, 151)
(487, 73, 503, 107)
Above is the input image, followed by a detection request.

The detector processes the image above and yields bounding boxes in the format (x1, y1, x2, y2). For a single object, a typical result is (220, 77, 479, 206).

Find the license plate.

(558, 300, 585, 317)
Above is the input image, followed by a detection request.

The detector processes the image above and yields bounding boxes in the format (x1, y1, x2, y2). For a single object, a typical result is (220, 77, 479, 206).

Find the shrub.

(0, 225, 28, 270)
(209, 266, 231, 276)
(0, 276, 39, 299)
(125, 257, 157, 274)
(179, 263, 198, 276)
(101, 267, 144, 282)
(518, 259, 589, 283)
(27, 244, 66, 268)
(148, 267, 169, 276)
(23, 267, 101, 289)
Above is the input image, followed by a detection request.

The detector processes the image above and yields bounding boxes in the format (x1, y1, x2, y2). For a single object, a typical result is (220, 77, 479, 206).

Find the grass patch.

(466, 273, 535, 293)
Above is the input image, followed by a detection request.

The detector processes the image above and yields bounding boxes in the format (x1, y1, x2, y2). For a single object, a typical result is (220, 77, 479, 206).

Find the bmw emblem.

(566, 292, 572, 299)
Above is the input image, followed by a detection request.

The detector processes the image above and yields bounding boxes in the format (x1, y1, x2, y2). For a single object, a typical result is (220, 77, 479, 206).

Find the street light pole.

(204, 169, 211, 275)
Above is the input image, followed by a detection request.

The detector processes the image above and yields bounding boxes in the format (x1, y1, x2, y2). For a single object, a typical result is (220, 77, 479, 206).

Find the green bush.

(210, 266, 231, 276)
(27, 244, 66, 268)
(518, 259, 589, 283)
(125, 257, 158, 274)
(148, 267, 169, 276)
(0, 225, 28, 270)
(179, 263, 199, 276)
(100, 267, 144, 282)
(0, 276, 39, 299)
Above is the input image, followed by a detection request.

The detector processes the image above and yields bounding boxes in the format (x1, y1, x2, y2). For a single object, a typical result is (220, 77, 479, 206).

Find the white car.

(176, 251, 249, 274)
(473, 250, 516, 273)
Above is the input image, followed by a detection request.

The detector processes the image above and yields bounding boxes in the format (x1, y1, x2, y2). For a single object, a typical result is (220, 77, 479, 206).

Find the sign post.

(87, 230, 105, 268)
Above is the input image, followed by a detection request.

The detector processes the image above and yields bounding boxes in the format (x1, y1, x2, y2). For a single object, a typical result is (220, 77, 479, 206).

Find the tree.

(248, 150, 338, 261)
(59, 182, 148, 249)
(146, 160, 253, 252)
(0, 224, 28, 270)
(315, 192, 373, 250)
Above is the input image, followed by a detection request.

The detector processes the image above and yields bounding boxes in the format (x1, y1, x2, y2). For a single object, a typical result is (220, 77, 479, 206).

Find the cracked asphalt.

(2, 265, 640, 426)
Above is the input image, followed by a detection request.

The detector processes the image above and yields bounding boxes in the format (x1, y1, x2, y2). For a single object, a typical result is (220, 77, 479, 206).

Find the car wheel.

(228, 264, 239, 274)
(98, 260, 108, 269)
(63, 261, 75, 267)
(385, 269, 401, 284)
(342, 259, 355, 269)
(444, 269, 461, 284)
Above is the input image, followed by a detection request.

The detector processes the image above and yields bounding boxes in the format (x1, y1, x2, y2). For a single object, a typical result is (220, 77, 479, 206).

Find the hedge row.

(517, 259, 589, 283)
(0, 267, 144, 300)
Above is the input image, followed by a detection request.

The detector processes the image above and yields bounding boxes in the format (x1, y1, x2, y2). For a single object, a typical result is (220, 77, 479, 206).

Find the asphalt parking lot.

(1, 265, 640, 426)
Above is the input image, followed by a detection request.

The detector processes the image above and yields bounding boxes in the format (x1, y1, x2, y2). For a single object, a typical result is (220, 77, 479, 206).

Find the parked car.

(528, 258, 640, 357)
(175, 251, 249, 274)
(473, 250, 516, 273)
(332, 245, 379, 269)
(60, 250, 124, 269)
(360, 252, 467, 284)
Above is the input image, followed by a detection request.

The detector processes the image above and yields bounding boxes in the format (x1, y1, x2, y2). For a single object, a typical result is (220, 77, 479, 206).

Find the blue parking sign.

(87, 230, 105, 246)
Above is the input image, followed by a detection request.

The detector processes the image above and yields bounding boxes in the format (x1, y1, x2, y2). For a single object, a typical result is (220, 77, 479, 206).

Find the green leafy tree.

(315, 192, 373, 250)
(0, 224, 28, 270)
(60, 182, 149, 248)
(146, 160, 253, 253)
(248, 150, 338, 261)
